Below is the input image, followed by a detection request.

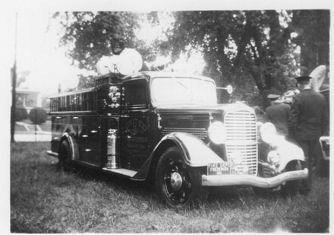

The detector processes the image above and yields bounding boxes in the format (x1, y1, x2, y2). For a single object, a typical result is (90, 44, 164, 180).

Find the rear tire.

(155, 147, 207, 208)
(58, 140, 72, 171)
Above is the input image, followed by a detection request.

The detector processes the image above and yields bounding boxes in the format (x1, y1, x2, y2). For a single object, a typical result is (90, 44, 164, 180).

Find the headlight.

(259, 122, 277, 144)
(208, 121, 226, 144)
(267, 150, 280, 166)
(226, 85, 233, 94)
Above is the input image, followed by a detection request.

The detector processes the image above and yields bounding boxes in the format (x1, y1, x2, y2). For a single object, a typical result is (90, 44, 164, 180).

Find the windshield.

(151, 77, 217, 106)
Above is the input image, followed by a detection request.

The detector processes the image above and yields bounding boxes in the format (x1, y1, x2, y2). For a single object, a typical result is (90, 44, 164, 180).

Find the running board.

(47, 150, 58, 157)
(102, 168, 137, 178)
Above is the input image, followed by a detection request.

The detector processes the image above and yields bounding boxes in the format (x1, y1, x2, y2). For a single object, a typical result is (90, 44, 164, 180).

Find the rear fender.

(60, 132, 79, 161)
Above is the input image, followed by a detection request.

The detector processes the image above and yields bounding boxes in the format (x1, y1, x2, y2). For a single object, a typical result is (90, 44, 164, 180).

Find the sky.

(7, 12, 84, 95)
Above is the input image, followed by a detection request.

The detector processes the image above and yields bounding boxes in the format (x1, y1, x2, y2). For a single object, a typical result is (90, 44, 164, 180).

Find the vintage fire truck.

(47, 72, 308, 207)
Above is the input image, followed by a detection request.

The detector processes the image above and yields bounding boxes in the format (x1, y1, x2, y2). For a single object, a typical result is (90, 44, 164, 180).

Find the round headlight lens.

(226, 85, 233, 94)
(208, 121, 226, 144)
(259, 122, 277, 144)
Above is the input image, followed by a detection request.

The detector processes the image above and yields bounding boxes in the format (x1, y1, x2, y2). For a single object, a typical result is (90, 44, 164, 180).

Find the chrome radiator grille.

(161, 127, 207, 140)
(224, 110, 258, 175)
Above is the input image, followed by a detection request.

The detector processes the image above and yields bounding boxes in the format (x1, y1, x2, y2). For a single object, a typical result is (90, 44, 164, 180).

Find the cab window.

(123, 79, 148, 108)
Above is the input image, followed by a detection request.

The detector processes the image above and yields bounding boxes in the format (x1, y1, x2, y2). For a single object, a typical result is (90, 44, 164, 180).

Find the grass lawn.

(11, 142, 329, 233)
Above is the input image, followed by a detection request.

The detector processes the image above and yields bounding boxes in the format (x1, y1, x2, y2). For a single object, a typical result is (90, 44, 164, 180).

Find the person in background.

(264, 94, 290, 136)
(280, 89, 300, 106)
(288, 76, 328, 193)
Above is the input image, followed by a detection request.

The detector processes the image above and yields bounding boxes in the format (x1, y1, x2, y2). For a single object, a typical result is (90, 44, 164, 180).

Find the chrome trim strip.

(319, 136, 329, 160)
(50, 111, 98, 115)
(201, 169, 308, 188)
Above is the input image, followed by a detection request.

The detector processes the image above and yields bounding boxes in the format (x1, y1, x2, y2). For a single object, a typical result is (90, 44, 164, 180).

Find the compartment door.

(78, 116, 101, 166)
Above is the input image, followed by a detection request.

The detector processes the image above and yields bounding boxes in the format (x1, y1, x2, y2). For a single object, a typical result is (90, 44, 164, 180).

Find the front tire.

(283, 160, 310, 195)
(155, 147, 207, 208)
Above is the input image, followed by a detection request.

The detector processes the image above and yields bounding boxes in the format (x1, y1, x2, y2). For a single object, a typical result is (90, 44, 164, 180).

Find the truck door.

(120, 78, 150, 170)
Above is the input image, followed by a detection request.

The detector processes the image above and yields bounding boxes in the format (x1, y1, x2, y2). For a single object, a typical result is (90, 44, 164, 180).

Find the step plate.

(46, 150, 58, 157)
(102, 168, 137, 178)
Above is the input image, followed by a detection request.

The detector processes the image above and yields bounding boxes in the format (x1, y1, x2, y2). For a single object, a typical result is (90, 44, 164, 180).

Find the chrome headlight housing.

(259, 122, 277, 144)
(208, 121, 226, 144)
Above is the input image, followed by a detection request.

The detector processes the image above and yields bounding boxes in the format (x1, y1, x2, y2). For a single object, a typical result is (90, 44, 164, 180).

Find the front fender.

(275, 138, 305, 172)
(133, 132, 224, 181)
(160, 132, 223, 167)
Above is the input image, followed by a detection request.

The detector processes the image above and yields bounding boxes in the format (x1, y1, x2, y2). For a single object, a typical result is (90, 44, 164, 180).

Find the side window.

(123, 79, 148, 108)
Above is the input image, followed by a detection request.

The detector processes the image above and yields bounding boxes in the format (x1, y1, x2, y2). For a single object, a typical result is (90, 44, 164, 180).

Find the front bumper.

(201, 168, 308, 188)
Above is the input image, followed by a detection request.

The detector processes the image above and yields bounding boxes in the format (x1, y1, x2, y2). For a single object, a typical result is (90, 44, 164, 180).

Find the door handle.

(90, 130, 98, 133)
(121, 114, 129, 118)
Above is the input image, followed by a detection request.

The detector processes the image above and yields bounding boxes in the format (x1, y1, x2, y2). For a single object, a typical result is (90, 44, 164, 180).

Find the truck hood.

(155, 102, 254, 114)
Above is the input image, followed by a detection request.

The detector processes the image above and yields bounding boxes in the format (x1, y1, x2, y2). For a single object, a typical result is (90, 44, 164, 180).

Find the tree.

(162, 11, 300, 106)
(29, 107, 47, 125)
(56, 12, 140, 71)
(55, 12, 164, 87)
(57, 10, 329, 107)
(290, 10, 330, 75)
(17, 70, 30, 88)
(15, 107, 28, 121)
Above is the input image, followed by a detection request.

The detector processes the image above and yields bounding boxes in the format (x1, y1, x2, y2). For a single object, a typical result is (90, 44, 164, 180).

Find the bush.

(29, 107, 47, 124)
(15, 107, 28, 121)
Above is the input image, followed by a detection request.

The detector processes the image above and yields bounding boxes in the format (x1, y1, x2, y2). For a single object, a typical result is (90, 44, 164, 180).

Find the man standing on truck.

(265, 94, 290, 136)
(288, 75, 329, 193)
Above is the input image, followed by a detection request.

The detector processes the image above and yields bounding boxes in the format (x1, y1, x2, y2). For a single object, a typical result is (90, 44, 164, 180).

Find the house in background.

(16, 89, 42, 112)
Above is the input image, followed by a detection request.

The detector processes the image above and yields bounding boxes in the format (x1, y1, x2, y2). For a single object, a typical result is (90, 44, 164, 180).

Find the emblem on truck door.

(125, 118, 148, 136)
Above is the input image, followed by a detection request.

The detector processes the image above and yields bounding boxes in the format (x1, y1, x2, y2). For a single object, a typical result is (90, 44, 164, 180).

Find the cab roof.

(49, 71, 215, 98)
(123, 71, 215, 83)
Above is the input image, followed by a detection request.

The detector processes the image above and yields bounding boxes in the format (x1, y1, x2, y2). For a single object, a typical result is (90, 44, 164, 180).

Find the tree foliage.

(15, 107, 28, 121)
(29, 107, 47, 124)
(57, 10, 329, 107)
(290, 10, 330, 74)
(162, 11, 298, 105)
(159, 10, 329, 106)
(57, 12, 139, 70)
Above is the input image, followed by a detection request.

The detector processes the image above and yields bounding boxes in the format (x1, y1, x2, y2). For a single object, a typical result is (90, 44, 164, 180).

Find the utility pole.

(10, 13, 18, 143)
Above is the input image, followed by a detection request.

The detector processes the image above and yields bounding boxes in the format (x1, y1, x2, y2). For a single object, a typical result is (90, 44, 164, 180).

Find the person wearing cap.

(288, 75, 329, 193)
(281, 89, 300, 106)
(264, 94, 290, 136)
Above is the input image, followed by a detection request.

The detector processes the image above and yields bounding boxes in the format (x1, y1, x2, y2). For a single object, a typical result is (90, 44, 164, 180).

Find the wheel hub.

(170, 172, 183, 191)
